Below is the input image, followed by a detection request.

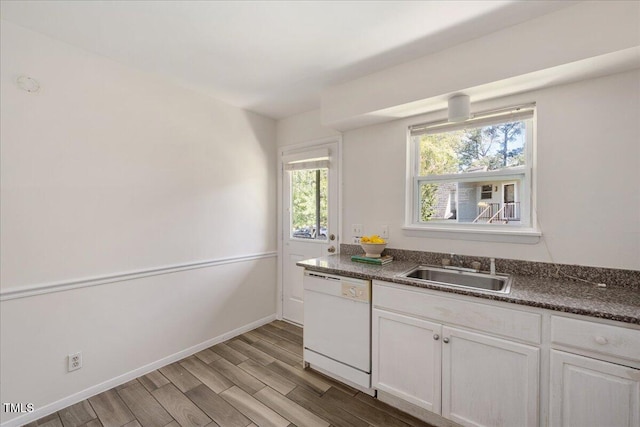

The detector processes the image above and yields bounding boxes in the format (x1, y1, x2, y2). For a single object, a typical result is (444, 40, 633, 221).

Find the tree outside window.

(416, 118, 528, 223)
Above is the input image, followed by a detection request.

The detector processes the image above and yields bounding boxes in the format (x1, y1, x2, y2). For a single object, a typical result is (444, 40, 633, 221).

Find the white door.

(441, 326, 540, 427)
(372, 308, 442, 413)
(281, 141, 339, 324)
(550, 350, 640, 427)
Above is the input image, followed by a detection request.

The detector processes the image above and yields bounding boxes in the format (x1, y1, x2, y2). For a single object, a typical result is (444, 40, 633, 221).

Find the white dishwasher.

(303, 270, 373, 394)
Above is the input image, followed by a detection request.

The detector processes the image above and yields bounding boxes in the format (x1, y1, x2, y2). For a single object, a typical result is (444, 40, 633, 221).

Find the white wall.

(322, 1, 640, 130)
(341, 70, 639, 270)
(1, 21, 277, 288)
(0, 259, 276, 424)
(282, 71, 640, 271)
(277, 109, 340, 147)
(0, 21, 277, 425)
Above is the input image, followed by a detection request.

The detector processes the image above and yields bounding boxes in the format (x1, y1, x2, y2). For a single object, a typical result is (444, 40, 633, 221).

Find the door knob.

(329, 234, 336, 241)
(433, 334, 440, 340)
(327, 246, 336, 253)
(443, 337, 450, 343)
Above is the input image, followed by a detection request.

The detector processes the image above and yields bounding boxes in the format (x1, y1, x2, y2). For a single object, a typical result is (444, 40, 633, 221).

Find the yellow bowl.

(360, 242, 387, 258)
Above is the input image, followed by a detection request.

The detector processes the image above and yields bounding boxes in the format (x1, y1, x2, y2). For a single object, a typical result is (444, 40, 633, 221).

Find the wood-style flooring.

(26, 320, 435, 427)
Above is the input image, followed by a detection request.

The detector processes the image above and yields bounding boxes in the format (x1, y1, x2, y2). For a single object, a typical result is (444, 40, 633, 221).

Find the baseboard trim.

(1, 251, 277, 301)
(0, 313, 277, 427)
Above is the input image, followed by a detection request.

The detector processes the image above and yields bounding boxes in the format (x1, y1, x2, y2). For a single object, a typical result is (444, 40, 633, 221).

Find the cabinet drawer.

(551, 316, 640, 363)
(373, 282, 542, 344)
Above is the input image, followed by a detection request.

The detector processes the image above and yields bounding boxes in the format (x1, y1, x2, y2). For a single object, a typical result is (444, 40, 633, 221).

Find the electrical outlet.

(68, 352, 82, 372)
(352, 224, 363, 237)
(352, 237, 361, 244)
(381, 225, 389, 239)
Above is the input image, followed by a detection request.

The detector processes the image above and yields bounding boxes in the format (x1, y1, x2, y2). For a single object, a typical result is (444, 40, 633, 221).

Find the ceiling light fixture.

(448, 94, 471, 122)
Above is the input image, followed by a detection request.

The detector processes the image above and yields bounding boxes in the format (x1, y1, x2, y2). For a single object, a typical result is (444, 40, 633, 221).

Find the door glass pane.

(290, 168, 328, 240)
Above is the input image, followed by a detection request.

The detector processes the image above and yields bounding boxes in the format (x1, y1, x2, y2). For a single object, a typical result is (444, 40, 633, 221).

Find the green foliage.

(291, 169, 327, 236)
(486, 122, 524, 167)
(458, 127, 499, 171)
(418, 120, 526, 221)
(420, 183, 438, 222)
(419, 131, 462, 176)
(458, 121, 524, 171)
(418, 131, 461, 221)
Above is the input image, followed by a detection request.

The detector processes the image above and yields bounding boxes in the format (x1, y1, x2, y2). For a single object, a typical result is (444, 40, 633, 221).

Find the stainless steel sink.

(398, 265, 511, 294)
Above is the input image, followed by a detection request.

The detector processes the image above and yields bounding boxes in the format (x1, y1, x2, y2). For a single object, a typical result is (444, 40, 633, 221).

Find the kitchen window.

(405, 104, 540, 242)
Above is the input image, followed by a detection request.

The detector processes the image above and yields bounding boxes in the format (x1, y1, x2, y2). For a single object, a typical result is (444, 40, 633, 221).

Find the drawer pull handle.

(594, 336, 608, 345)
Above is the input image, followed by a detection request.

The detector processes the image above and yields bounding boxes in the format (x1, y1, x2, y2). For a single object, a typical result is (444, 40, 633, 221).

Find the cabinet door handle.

(594, 336, 608, 345)
(433, 334, 440, 340)
(443, 337, 450, 343)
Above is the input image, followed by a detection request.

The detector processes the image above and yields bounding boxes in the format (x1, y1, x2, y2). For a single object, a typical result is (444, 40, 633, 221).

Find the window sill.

(402, 225, 541, 244)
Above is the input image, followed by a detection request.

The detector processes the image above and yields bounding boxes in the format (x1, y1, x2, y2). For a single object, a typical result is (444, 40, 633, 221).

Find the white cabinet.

(372, 308, 441, 413)
(550, 315, 640, 367)
(372, 281, 540, 427)
(550, 316, 640, 427)
(441, 326, 539, 427)
(372, 280, 640, 427)
(550, 350, 640, 427)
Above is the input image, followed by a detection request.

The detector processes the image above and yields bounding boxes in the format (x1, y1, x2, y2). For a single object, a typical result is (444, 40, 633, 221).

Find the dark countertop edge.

(297, 261, 640, 325)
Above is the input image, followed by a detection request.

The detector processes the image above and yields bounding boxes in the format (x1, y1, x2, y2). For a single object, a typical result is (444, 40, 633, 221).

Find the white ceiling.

(0, 1, 574, 119)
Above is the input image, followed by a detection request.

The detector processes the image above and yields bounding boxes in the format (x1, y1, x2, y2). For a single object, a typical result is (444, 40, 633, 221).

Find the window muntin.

(409, 107, 534, 229)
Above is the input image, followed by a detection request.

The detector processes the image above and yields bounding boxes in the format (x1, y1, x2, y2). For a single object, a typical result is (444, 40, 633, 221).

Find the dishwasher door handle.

(306, 272, 341, 282)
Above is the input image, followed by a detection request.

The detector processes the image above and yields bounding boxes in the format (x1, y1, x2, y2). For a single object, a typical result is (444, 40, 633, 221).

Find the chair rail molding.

(0, 251, 277, 301)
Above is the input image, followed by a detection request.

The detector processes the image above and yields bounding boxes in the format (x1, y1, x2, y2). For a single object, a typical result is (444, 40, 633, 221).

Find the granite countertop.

(297, 254, 640, 325)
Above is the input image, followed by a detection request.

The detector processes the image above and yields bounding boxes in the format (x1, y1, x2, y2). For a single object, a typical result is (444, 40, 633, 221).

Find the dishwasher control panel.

(341, 282, 370, 302)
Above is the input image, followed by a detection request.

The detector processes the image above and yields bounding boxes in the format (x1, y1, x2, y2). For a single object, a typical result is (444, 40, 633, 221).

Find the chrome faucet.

(445, 254, 476, 273)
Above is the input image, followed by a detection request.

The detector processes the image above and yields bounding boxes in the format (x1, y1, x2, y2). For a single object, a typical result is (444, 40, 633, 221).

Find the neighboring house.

(432, 180, 520, 224)
(472, 181, 520, 224)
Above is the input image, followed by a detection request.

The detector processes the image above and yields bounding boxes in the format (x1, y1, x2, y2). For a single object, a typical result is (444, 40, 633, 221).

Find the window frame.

(404, 105, 541, 243)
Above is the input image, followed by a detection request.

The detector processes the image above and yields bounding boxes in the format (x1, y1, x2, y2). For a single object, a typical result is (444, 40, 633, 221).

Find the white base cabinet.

(372, 280, 640, 427)
(442, 326, 539, 427)
(372, 308, 442, 413)
(550, 350, 640, 427)
(549, 314, 640, 427)
(372, 281, 540, 427)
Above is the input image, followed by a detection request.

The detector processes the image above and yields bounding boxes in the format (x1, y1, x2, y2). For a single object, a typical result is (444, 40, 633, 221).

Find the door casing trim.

(277, 135, 343, 322)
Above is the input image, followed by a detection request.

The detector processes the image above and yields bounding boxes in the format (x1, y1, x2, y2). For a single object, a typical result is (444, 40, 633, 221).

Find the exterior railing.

(474, 202, 520, 223)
